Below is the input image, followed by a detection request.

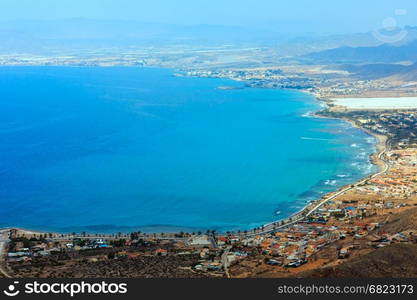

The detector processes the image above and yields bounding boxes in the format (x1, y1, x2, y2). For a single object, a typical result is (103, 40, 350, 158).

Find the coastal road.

(221, 246, 232, 278)
(304, 145, 389, 218)
(0, 229, 11, 278)
(209, 234, 218, 248)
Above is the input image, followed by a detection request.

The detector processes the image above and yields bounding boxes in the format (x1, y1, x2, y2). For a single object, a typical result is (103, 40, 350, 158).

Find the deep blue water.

(0, 67, 377, 233)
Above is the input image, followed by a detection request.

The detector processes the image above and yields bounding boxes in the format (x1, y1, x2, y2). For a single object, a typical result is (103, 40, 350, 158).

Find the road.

(209, 234, 218, 248)
(305, 141, 389, 217)
(221, 246, 232, 278)
(244, 139, 390, 237)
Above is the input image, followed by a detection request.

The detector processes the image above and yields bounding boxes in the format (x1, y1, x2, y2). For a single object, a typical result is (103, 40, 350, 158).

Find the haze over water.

(0, 67, 376, 233)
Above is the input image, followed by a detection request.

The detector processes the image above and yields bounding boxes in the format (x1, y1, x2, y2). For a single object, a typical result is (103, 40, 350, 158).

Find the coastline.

(0, 66, 390, 237)
(0, 86, 389, 237)
(240, 91, 390, 236)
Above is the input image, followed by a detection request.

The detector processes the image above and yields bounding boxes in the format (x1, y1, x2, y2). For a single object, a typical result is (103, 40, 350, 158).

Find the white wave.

(356, 152, 367, 159)
(324, 179, 337, 186)
(337, 174, 349, 178)
(366, 137, 376, 143)
(301, 111, 313, 117)
(301, 137, 330, 141)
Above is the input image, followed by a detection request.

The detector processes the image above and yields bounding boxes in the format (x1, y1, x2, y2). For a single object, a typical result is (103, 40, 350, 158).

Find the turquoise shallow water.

(0, 67, 377, 233)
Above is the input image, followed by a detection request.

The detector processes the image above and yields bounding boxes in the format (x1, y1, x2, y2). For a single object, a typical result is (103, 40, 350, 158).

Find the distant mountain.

(2, 19, 417, 63)
(2, 19, 417, 57)
(390, 62, 417, 81)
(0, 19, 285, 53)
(334, 63, 409, 79)
(328, 62, 417, 81)
(277, 26, 417, 58)
(299, 38, 417, 64)
(276, 32, 395, 58)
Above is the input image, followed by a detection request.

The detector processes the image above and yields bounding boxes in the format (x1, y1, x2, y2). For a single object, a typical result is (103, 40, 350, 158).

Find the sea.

(0, 67, 377, 233)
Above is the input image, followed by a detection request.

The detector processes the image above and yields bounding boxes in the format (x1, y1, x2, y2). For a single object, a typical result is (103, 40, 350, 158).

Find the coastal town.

(183, 65, 417, 99)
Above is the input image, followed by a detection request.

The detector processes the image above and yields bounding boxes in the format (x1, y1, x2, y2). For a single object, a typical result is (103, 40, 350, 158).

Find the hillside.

(300, 39, 417, 64)
(391, 62, 417, 81)
(334, 63, 409, 79)
(297, 208, 417, 278)
(380, 207, 417, 234)
(298, 243, 417, 278)
(331, 62, 417, 81)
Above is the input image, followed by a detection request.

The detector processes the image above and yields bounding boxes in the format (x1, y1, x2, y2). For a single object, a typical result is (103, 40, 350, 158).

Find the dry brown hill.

(381, 207, 417, 234)
(396, 63, 417, 81)
(297, 243, 417, 278)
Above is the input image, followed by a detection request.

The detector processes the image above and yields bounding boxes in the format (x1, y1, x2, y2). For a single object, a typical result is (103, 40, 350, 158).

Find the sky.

(1, 0, 417, 34)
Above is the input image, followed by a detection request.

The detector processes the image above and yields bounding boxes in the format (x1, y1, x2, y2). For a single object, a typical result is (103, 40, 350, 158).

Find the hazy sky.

(1, 0, 417, 34)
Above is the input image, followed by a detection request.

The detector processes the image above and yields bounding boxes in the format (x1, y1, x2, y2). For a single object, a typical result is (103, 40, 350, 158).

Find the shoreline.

(0, 87, 389, 237)
(241, 91, 390, 236)
(0, 66, 391, 236)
